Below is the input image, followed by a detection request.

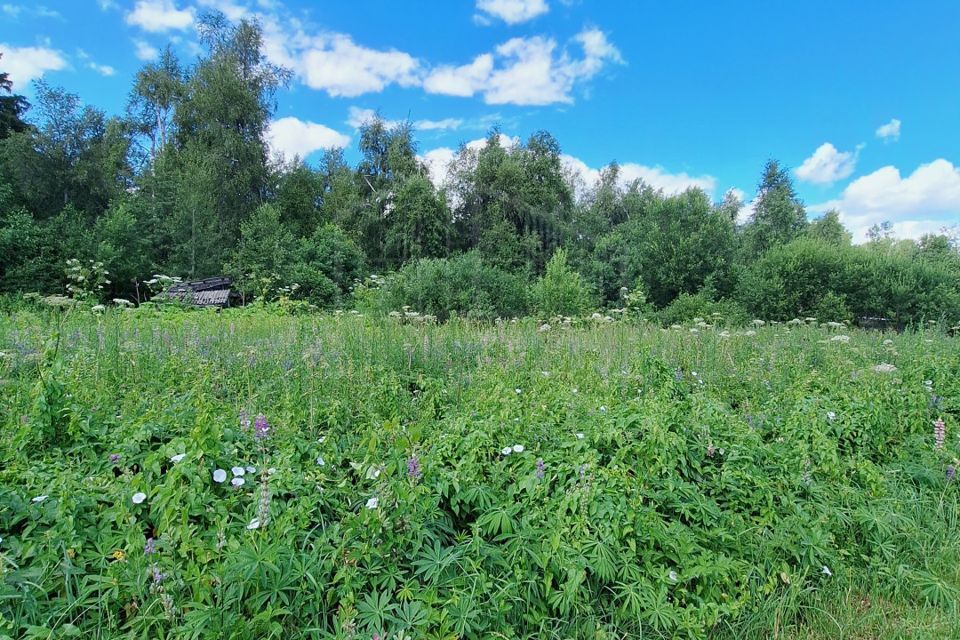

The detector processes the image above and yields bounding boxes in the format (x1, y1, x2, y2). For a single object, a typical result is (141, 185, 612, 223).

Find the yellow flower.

(111, 549, 126, 561)
(66, 549, 76, 559)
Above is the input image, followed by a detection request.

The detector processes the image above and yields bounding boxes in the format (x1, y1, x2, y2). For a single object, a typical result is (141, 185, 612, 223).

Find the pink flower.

(934, 418, 946, 450)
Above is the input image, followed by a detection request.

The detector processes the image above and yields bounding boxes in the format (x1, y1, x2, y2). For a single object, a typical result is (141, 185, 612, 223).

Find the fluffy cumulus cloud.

(270, 32, 420, 98)
(875, 118, 901, 142)
(0, 43, 66, 88)
(424, 27, 622, 105)
(126, 0, 194, 33)
(813, 159, 960, 241)
(795, 142, 858, 185)
(475, 0, 549, 25)
(265, 117, 350, 160)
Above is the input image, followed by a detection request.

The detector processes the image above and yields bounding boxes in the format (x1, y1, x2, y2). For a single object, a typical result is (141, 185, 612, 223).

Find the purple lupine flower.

(934, 418, 946, 450)
(535, 458, 545, 480)
(254, 414, 270, 440)
(239, 410, 250, 431)
(144, 537, 156, 555)
(151, 566, 165, 584)
(407, 455, 421, 481)
(947, 465, 956, 482)
(109, 453, 121, 464)
(674, 368, 683, 382)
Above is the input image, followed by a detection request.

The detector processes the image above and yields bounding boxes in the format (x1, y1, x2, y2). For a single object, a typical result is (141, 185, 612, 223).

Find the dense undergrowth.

(1, 309, 958, 639)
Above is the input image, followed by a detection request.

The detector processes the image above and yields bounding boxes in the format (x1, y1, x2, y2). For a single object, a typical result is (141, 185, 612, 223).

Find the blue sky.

(2, 0, 959, 241)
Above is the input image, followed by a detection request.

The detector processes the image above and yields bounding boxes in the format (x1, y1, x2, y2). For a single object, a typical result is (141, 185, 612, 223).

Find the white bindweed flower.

(600, 406, 607, 412)
(576, 433, 585, 440)
(267, 468, 276, 475)
(515, 388, 522, 394)
(246, 518, 260, 530)
(245, 466, 256, 474)
(366, 497, 379, 510)
(501, 446, 512, 456)
(512, 444, 524, 453)
(668, 570, 678, 582)
(316, 456, 325, 466)
(231, 466, 245, 477)
(32, 495, 49, 503)
(170, 453, 186, 463)
(827, 411, 836, 421)
(821, 565, 832, 577)
(231, 477, 245, 487)
(213, 469, 227, 483)
(131, 492, 146, 504)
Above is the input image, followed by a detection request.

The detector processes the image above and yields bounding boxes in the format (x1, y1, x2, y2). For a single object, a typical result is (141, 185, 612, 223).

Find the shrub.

(354, 251, 529, 320)
(530, 248, 595, 318)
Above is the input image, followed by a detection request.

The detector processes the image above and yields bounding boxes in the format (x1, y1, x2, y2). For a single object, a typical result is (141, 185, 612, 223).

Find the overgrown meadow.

(1, 308, 958, 639)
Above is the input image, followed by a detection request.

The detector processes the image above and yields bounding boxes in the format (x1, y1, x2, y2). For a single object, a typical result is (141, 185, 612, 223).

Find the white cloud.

(561, 154, 716, 195)
(424, 28, 622, 106)
(875, 118, 901, 142)
(0, 43, 66, 88)
(813, 159, 960, 241)
(294, 34, 419, 97)
(346, 107, 463, 132)
(2, 4, 61, 19)
(266, 116, 350, 160)
(133, 39, 160, 61)
(422, 54, 494, 97)
(88, 62, 116, 76)
(475, 0, 549, 25)
(795, 142, 858, 185)
(126, 0, 194, 33)
(1, 4, 20, 17)
(196, 0, 250, 21)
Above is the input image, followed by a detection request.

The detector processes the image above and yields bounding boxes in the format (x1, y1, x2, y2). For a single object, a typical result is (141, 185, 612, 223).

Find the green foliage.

(531, 248, 594, 317)
(355, 251, 529, 320)
(0, 311, 958, 639)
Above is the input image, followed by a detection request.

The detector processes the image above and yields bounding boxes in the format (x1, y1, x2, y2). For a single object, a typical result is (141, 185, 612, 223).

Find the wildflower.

(254, 415, 270, 440)
(873, 363, 897, 374)
(239, 410, 250, 431)
(366, 497, 379, 510)
(111, 549, 126, 561)
(268, 467, 277, 475)
(600, 405, 607, 413)
(170, 453, 186, 463)
(821, 565, 832, 577)
(231, 466, 245, 477)
(576, 432, 585, 440)
(934, 418, 946, 450)
(512, 444, 524, 453)
(829, 335, 850, 343)
(706, 444, 716, 457)
(151, 566, 165, 584)
(316, 456, 325, 466)
(572, 387, 578, 394)
(246, 518, 261, 530)
(132, 492, 147, 504)
(212, 469, 227, 483)
(109, 453, 121, 464)
(231, 477, 245, 487)
(515, 388, 522, 394)
(827, 411, 836, 421)
(407, 455, 421, 481)
(245, 465, 256, 474)
(947, 465, 956, 482)
(32, 495, 49, 503)
(674, 368, 683, 382)
(668, 570, 678, 582)
(144, 537, 156, 555)
(536, 458, 545, 479)
(501, 446, 512, 456)
(744, 330, 757, 336)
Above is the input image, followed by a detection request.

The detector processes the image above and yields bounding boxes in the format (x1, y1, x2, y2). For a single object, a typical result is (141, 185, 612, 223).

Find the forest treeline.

(2, 13, 959, 324)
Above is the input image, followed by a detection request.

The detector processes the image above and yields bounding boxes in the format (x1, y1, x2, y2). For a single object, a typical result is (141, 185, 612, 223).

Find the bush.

(354, 251, 529, 320)
(655, 290, 747, 326)
(530, 248, 595, 318)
